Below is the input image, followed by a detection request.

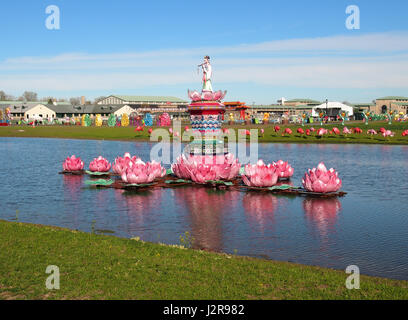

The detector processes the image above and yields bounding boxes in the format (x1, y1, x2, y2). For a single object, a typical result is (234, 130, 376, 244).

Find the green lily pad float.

(85, 170, 110, 176)
(207, 180, 234, 186)
(268, 184, 294, 191)
(166, 168, 173, 175)
(124, 183, 155, 187)
(84, 179, 114, 186)
(165, 179, 190, 184)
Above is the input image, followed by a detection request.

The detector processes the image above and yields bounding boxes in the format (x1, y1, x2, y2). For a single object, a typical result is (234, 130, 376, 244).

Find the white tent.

(312, 102, 354, 117)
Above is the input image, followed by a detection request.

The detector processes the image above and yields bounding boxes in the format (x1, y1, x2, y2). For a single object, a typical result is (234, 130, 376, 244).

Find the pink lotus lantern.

(63, 155, 84, 172)
(382, 130, 394, 138)
(297, 128, 304, 135)
(112, 153, 141, 175)
(274, 125, 280, 132)
(171, 153, 241, 182)
(283, 128, 292, 135)
(353, 127, 363, 134)
(187, 164, 218, 184)
(89, 156, 111, 172)
(343, 127, 352, 135)
(332, 127, 340, 135)
(367, 129, 377, 135)
(241, 160, 279, 187)
(171, 155, 193, 180)
(317, 128, 328, 136)
(302, 162, 342, 193)
(273, 160, 294, 179)
(402, 130, 408, 137)
(121, 159, 166, 184)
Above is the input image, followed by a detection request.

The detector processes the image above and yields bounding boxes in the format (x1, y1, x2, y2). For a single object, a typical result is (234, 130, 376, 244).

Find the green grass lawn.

(0, 121, 407, 144)
(1, 220, 407, 300)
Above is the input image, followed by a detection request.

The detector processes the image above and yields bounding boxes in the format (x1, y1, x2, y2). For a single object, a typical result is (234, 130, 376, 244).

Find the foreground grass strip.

(0, 121, 407, 144)
(0, 220, 407, 300)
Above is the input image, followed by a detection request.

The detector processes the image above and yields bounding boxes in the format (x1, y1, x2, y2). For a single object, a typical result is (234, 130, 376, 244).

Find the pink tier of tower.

(187, 89, 227, 134)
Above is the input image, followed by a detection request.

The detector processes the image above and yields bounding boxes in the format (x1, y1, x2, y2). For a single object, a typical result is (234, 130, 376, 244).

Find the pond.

(1, 137, 408, 280)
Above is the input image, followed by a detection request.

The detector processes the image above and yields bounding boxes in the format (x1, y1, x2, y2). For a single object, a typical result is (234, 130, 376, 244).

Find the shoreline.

(1, 220, 407, 299)
(1, 123, 408, 145)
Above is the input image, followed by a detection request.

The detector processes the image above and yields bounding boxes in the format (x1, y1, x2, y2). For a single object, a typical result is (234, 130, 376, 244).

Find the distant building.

(223, 101, 251, 119)
(283, 99, 321, 108)
(251, 98, 321, 116)
(94, 95, 188, 117)
(375, 96, 408, 114)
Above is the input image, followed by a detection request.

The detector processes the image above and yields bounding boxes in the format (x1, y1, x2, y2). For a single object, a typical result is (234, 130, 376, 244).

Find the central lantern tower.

(185, 56, 228, 155)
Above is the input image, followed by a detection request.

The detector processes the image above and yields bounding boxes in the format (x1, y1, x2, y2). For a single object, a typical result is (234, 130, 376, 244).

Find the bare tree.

(0, 91, 15, 101)
(21, 91, 38, 101)
(69, 97, 81, 105)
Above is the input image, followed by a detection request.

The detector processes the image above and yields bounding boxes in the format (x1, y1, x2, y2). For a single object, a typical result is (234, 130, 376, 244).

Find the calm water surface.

(1, 137, 408, 280)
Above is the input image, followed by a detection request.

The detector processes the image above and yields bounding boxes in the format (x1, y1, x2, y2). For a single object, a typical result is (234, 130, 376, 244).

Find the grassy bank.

(0, 121, 407, 144)
(1, 220, 407, 300)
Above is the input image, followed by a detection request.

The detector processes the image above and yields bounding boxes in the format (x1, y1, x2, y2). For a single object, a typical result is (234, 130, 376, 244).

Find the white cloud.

(0, 32, 407, 93)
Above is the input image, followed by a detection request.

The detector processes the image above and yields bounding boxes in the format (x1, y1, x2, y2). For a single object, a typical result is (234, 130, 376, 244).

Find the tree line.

(0, 90, 106, 105)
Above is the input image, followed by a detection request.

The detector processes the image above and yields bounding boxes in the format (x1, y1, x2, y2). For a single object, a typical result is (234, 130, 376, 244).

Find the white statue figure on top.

(188, 56, 226, 101)
(199, 55, 213, 92)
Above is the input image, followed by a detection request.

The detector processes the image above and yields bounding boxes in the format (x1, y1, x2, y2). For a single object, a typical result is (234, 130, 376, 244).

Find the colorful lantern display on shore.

(107, 114, 116, 127)
(95, 114, 103, 127)
(144, 113, 153, 126)
(81, 114, 91, 127)
(121, 113, 129, 127)
(157, 113, 171, 126)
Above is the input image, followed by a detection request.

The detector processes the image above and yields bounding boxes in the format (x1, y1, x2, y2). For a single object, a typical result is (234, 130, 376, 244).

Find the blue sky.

(0, 0, 407, 103)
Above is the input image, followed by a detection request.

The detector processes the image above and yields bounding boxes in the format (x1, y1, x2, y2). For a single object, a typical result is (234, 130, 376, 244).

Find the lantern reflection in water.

(174, 188, 240, 252)
(303, 198, 341, 238)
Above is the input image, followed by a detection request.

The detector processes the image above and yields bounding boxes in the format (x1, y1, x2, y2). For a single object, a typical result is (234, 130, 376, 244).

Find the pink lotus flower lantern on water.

(171, 153, 241, 183)
(187, 164, 218, 184)
(121, 159, 166, 184)
(273, 160, 294, 179)
(241, 160, 279, 187)
(302, 162, 342, 193)
(89, 156, 111, 172)
(63, 155, 84, 171)
(112, 153, 141, 175)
